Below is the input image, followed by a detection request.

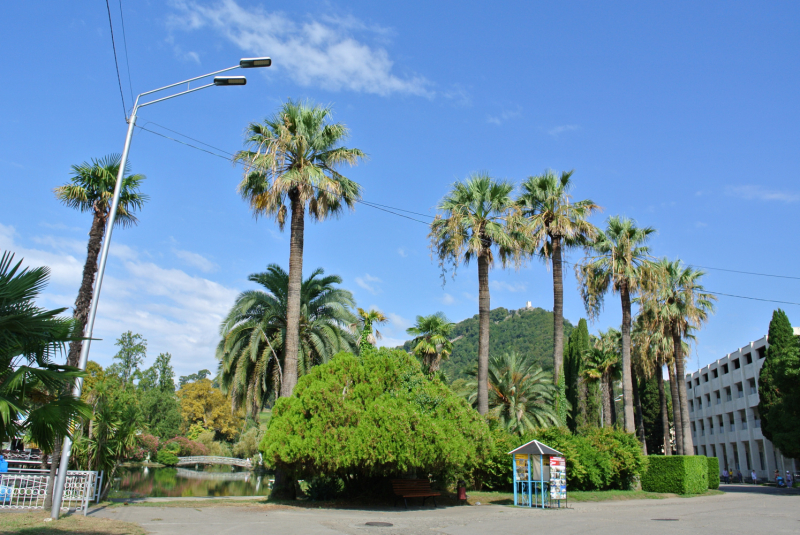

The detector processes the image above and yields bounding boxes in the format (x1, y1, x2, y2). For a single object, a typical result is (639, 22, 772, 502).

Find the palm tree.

(576, 216, 655, 433)
(217, 265, 356, 416)
(648, 258, 716, 455)
(517, 170, 600, 385)
(429, 173, 527, 415)
(350, 308, 388, 349)
(406, 312, 454, 374)
(235, 100, 365, 398)
(466, 351, 559, 434)
(54, 155, 148, 367)
(584, 328, 621, 428)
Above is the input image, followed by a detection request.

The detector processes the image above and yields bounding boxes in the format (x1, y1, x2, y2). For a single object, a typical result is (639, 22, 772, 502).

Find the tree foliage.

(565, 318, 591, 431)
(177, 378, 244, 440)
(406, 312, 454, 374)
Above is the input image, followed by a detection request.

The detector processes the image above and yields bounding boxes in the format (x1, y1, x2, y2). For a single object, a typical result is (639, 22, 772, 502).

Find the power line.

(117, 0, 135, 107)
(688, 264, 800, 281)
(104, 0, 127, 121)
(706, 291, 800, 307)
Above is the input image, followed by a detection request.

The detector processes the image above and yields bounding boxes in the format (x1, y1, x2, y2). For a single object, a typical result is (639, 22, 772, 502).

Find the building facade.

(686, 328, 800, 481)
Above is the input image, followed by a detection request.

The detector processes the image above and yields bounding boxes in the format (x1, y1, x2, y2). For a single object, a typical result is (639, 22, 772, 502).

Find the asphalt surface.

(94, 485, 800, 534)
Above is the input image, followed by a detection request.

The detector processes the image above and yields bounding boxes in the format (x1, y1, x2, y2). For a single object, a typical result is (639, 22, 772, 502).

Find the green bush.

(260, 347, 493, 486)
(641, 456, 708, 494)
(156, 449, 179, 466)
(707, 457, 720, 490)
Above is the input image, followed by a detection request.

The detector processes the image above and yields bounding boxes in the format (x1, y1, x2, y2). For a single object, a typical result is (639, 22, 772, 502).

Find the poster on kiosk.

(549, 456, 567, 500)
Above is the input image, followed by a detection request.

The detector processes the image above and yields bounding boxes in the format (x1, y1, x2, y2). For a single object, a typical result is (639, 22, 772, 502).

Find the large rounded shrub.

(260, 347, 492, 485)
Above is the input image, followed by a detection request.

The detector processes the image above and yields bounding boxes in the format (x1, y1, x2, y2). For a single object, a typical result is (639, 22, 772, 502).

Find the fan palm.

(517, 170, 600, 383)
(350, 307, 388, 349)
(406, 312, 454, 374)
(583, 328, 621, 428)
(576, 216, 655, 433)
(217, 264, 356, 416)
(54, 155, 148, 367)
(429, 173, 527, 415)
(234, 100, 365, 398)
(466, 351, 559, 434)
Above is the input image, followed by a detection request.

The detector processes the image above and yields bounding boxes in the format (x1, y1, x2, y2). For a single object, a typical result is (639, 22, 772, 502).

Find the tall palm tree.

(633, 310, 670, 454)
(54, 155, 148, 367)
(235, 100, 365, 398)
(576, 216, 655, 433)
(429, 173, 527, 415)
(517, 170, 600, 384)
(217, 265, 356, 416)
(350, 308, 388, 349)
(406, 312, 454, 374)
(649, 258, 716, 455)
(466, 351, 559, 435)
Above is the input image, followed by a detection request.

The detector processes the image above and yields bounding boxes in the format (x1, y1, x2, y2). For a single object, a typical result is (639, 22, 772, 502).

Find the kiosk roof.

(508, 439, 563, 456)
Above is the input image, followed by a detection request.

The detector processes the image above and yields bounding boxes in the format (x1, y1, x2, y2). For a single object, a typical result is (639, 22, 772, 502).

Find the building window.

(715, 391, 721, 404)
(689, 399, 694, 412)
(733, 358, 741, 369)
(697, 397, 702, 408)
(692, 421, 697, 433)
(749, 378, 757, 395)
(709, 419, 714, 435)
(758, 449, 765, 470)
(719, 415, 724, 432)
(725, 387, 732, 402)
(703, 373, 709, 383)
(757, 347, 766, 359)
(706, 394, 711, 405)
(744, 352, 752, 365)
(722, 364, 729, 374)
(694, 447, 698, 455)
(753, 408, 761, 428)
(739, 410, 748, 429)
(736, 383, 744, 398)
(687, 381, 692, 391)
(695, 377, 701, 386)
(702, 445, 707, 456)
(711, 444, 717, 457)
(712, 369, 719, 379)
(729, 413, 735, 430)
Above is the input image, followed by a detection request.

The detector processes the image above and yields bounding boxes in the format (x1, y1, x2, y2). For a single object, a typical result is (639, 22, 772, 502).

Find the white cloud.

(725, 185, 800, 203)
(548, 124, 580, 138)
(695, 221, 708, 228)
(397, 248, 407, 258)
(168, 0, 431, 96)
(173, 248, 218, 273)
(377, 337, 407, 349)
(387, 312, 412, 332)
(440, 293, 455, 305)
(490, 280, 527, 293)
(355, 273, 382, 295)
(487, 107, 521, 125)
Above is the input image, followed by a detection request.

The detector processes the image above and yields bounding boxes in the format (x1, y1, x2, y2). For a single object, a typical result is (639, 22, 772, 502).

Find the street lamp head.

(240, 57, 272, 68)
(214, 76, 247, 86)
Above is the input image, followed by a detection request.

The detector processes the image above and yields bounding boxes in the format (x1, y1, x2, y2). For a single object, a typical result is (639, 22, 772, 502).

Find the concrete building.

(687, 328, 800, 481)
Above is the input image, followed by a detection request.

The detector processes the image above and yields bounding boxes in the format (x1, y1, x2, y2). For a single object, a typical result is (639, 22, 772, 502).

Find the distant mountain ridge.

(401, 305, 574, 382)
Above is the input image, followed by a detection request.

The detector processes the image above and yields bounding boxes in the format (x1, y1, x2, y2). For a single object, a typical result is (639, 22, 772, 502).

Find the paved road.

(95, 486, 799, 535)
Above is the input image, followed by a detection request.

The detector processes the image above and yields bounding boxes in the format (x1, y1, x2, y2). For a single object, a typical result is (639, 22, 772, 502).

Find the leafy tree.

(406, 312, 454, 374)
(351, 307, 388, 349)
(179, 369, 211, 388)
(565, 318, 591, 431)
(177, 378, 244, 440)
(584, 329, 621, 428)
(54, 155, 148, 367)
(758, 309, 800, 458)
(235, 100, 365, 398)
(577, 216, 655, 433)
(260, 347, 493, 495)
(108, 331, 147, 386)
(136, 352, 181, 439)
(640, 373, 672, 455)
(217, 264, 356, 416)
(465, 351, 559, 434)
(429, 173, 527, 414)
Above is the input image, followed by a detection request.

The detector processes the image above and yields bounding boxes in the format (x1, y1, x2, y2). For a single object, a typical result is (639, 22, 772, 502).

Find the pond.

(110, 465, 272, 499)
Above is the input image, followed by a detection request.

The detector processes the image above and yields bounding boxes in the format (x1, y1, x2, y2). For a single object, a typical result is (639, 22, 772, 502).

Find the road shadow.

(718, 484, 799, 496)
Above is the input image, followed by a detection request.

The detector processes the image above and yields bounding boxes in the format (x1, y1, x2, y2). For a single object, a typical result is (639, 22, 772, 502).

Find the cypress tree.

(565, 318, 590, 431)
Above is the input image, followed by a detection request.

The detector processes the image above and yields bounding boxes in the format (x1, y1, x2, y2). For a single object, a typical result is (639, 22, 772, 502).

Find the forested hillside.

(402, 306, 574, 381)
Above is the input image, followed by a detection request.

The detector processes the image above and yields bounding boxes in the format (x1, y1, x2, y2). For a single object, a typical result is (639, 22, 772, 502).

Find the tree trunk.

(667, 359, 684, 455)
(657, 365, 671, 455)
(673, 325, 694, 455)
(43, 436, 62, 510)
(67, 211, 106, 367)
(551, 237, 564, 382)
(477, 253, 491, 416)
(607, 373, 617, 427)
(634, 375, 648, 454)
(619, 283, 635, 433)
(280, 191, 304, 398)
(601, 374, 612, 427)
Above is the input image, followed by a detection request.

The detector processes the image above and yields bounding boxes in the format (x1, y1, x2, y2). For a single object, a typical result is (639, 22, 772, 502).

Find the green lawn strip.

(676, 490, 725, 498)
(466, 489, 719, 504)
(0, 511, 145, 535)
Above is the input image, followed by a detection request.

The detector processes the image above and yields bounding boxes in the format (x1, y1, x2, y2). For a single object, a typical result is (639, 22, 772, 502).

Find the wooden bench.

(391, 479, 441, 508)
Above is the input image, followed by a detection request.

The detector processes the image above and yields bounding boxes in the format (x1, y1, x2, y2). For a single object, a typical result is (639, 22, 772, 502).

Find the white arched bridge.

(176, 456, 253, 470)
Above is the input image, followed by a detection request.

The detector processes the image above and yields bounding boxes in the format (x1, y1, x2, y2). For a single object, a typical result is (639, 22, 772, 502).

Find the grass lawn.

(0, 512, 144, 535)
(466, 488, 725, 505)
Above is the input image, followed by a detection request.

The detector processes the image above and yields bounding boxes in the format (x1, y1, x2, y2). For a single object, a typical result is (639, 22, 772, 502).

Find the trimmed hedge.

(641, 456, 708, 494)
(707, 457, 720, 490)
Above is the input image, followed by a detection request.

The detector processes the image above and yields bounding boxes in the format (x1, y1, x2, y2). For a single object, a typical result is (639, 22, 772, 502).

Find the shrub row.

(707, 457, 720, 490)
(641, 456, 708, 494)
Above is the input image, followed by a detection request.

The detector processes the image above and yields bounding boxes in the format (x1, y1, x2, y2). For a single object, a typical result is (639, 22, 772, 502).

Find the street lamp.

(50, 57, 271, 519)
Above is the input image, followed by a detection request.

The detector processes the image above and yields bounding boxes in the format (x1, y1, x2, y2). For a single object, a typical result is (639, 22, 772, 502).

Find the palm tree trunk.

(601, 373, 612, 428)
(619, 283, 636, 433)
(607, 373, 617, 427)
(672, 325, 694, 455)
(634, 375, 648, 454)
(67, 211, 106, 367)
(477, 253, 491, 415)
(657, 365, 670, 455)
(43, 436, 61, 510)
(551, 237, 564, 381)
(280, 191, 304, 398)
(667, 359, 684, 455)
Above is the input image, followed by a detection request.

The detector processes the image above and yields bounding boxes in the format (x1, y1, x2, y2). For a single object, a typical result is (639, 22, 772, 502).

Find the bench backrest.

(391, 479, 433, 492)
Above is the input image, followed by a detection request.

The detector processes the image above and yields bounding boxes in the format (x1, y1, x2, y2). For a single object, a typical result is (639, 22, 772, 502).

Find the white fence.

(177, 456, 253, 469)
(0, 470, 100, 515)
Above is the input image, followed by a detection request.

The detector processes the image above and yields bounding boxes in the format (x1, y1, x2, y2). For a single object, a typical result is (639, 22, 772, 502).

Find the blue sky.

(1, 1, 798, 377)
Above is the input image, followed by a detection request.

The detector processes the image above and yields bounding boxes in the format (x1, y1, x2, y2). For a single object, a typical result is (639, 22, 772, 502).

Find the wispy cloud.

(168, 0, 431, 96)
(173, 248, 218, 273)
(490, 280, 527, 293)
(440, 293, 455, 305)
(548, 124, 579, 138)
(487, 107, 521, 125)
(355, 273, 382, 295)
(397, 248, 407, 258)
(725, 185, 800, 203)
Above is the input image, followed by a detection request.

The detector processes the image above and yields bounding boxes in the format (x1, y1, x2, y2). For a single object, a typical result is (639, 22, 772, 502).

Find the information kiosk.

(509, 439, 567, 508)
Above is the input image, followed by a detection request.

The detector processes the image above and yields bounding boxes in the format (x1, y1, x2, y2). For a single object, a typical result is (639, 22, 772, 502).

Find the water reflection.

(112, 465, 272, 499)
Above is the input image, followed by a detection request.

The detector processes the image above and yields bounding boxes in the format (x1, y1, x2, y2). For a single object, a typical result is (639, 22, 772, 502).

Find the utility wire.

(688, 264, 800, 281)
(104, 0, 128, 121)
(134, 121, 799, 305)
(117, 0, 135, 108)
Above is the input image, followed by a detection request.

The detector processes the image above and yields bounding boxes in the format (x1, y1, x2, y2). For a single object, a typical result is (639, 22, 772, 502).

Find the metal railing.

(0, 470, 99, 514)
(176, 456, 253, 469)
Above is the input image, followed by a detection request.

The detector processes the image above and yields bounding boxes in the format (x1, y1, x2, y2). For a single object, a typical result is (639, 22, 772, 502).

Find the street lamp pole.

(50, 58, 270, 519)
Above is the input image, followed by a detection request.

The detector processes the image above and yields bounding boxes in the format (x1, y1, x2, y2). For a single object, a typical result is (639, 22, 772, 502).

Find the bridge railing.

(176, 456, 253, 469)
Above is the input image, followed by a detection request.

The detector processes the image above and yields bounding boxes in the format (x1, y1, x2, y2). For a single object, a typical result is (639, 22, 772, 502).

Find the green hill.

(402, 306, 574, 382)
